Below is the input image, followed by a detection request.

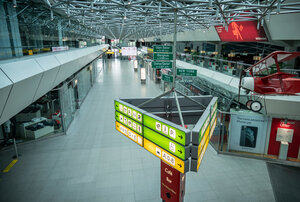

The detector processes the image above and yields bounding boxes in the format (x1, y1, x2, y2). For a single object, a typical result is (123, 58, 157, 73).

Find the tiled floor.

(0, 59, 274, 202)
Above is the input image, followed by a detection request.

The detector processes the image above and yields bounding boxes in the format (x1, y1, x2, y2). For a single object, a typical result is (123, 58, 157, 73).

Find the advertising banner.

(228, 111, 269, 154)
(215, 20, 268, 42)
(121, 47, 137, 56)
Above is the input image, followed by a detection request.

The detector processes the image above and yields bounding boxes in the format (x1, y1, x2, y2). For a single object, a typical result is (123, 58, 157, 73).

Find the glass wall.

(0, 58, 102, 150)
(0, 1, 104, 60)
(59, 59, 100, 130)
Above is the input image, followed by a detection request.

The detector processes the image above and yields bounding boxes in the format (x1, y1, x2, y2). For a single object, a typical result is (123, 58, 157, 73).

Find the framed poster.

(228, 111, 269, 154)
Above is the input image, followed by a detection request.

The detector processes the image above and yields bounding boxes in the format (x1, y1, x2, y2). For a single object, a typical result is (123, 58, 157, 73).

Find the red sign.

(161, 161, 186, 202)
(268, 118, 300, 158)
(215, 21, 268, 42)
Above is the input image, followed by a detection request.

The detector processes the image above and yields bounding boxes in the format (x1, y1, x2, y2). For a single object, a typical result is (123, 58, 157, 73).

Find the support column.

(6, 2, 22, 57)
(33, 25, 43, 48)
(0, 2, 23, 59)
(0, 2, 12, 59)
(216, 42, 222, 58)
(58, 20, 63, 46)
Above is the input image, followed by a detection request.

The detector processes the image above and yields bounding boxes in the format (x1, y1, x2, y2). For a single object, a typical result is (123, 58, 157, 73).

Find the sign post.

(114, 9, 219, 202)
(161, 160, 186, 202)
(115, 96, 218, 202)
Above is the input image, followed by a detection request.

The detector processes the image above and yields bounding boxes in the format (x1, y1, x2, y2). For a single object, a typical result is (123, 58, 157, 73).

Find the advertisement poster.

(215, 20, 268, 42)
(121, 47, 137, 56)
(228, 112, 269, 154)
(268, 118, 300, 158)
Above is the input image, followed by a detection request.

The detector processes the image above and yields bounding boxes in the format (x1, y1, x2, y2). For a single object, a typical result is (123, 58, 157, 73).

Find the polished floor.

(0, 59, 274, 202)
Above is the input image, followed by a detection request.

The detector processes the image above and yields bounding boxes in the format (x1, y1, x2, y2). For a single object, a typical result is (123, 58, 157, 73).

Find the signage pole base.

(161, 160, 186, 202)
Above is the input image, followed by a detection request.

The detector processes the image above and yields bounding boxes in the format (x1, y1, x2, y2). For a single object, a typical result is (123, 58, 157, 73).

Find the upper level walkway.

(0, 58, 274, 202)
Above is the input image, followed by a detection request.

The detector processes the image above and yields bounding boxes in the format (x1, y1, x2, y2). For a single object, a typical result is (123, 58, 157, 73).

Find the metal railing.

(177, 52, 252, 78)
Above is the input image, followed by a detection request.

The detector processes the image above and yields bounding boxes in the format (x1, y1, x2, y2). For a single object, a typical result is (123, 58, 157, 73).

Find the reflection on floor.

(0, 59, 274, 202)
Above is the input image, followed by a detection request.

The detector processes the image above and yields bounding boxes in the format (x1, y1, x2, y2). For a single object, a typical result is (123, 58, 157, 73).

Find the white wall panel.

(0, 58, 44, 124)
(0, 74, 43, 125)
(0, 70, 13, 120)
(145, 27, 220, 42)
(33, 55, 61, 101)
(0, 45, 108, 124)
(266, 12, 300, 41)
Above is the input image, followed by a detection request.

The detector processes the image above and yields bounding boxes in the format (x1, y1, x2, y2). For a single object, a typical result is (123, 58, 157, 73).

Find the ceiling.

(14, 0, 300, 41)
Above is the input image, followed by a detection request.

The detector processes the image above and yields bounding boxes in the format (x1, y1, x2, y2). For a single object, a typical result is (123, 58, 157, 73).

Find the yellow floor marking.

(2, 159, 18, 173)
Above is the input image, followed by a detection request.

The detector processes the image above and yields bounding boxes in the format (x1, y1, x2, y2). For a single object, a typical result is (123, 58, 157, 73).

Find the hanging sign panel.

(162, 74, 174, 83)
(144, 138, 189, 173)
(143, 127, 190, 160)
(152, 61, 173, 69)
(116, 121, 143, 147)
(143, 113, 190, 146)
(153, 45, 173, 53)
(154, 53, 173, 60)
(176, 69, 197, 76)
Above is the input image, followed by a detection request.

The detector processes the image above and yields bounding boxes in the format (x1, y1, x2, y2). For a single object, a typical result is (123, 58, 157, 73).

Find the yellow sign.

(196, 118, 217, 171)
(147, 48, 153, 53)
(115, 121, 143, 147)
(144, 138, 186, 173)
(197, 112, 217, 158)
(106, 51, 115, 54)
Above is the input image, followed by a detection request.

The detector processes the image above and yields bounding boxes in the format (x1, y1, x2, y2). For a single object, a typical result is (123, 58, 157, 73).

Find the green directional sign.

(162, 74, 173, 83)
(143, 127, 188, 160)
(143, 113, 188, 145)
(153, 45, 173, 53)
(154, 53, 173, 61)
(176, 69, 197, 76)
(152, 61, 173, 69)
(115, 100, 143, 124)
(115, 111, 143, 135)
